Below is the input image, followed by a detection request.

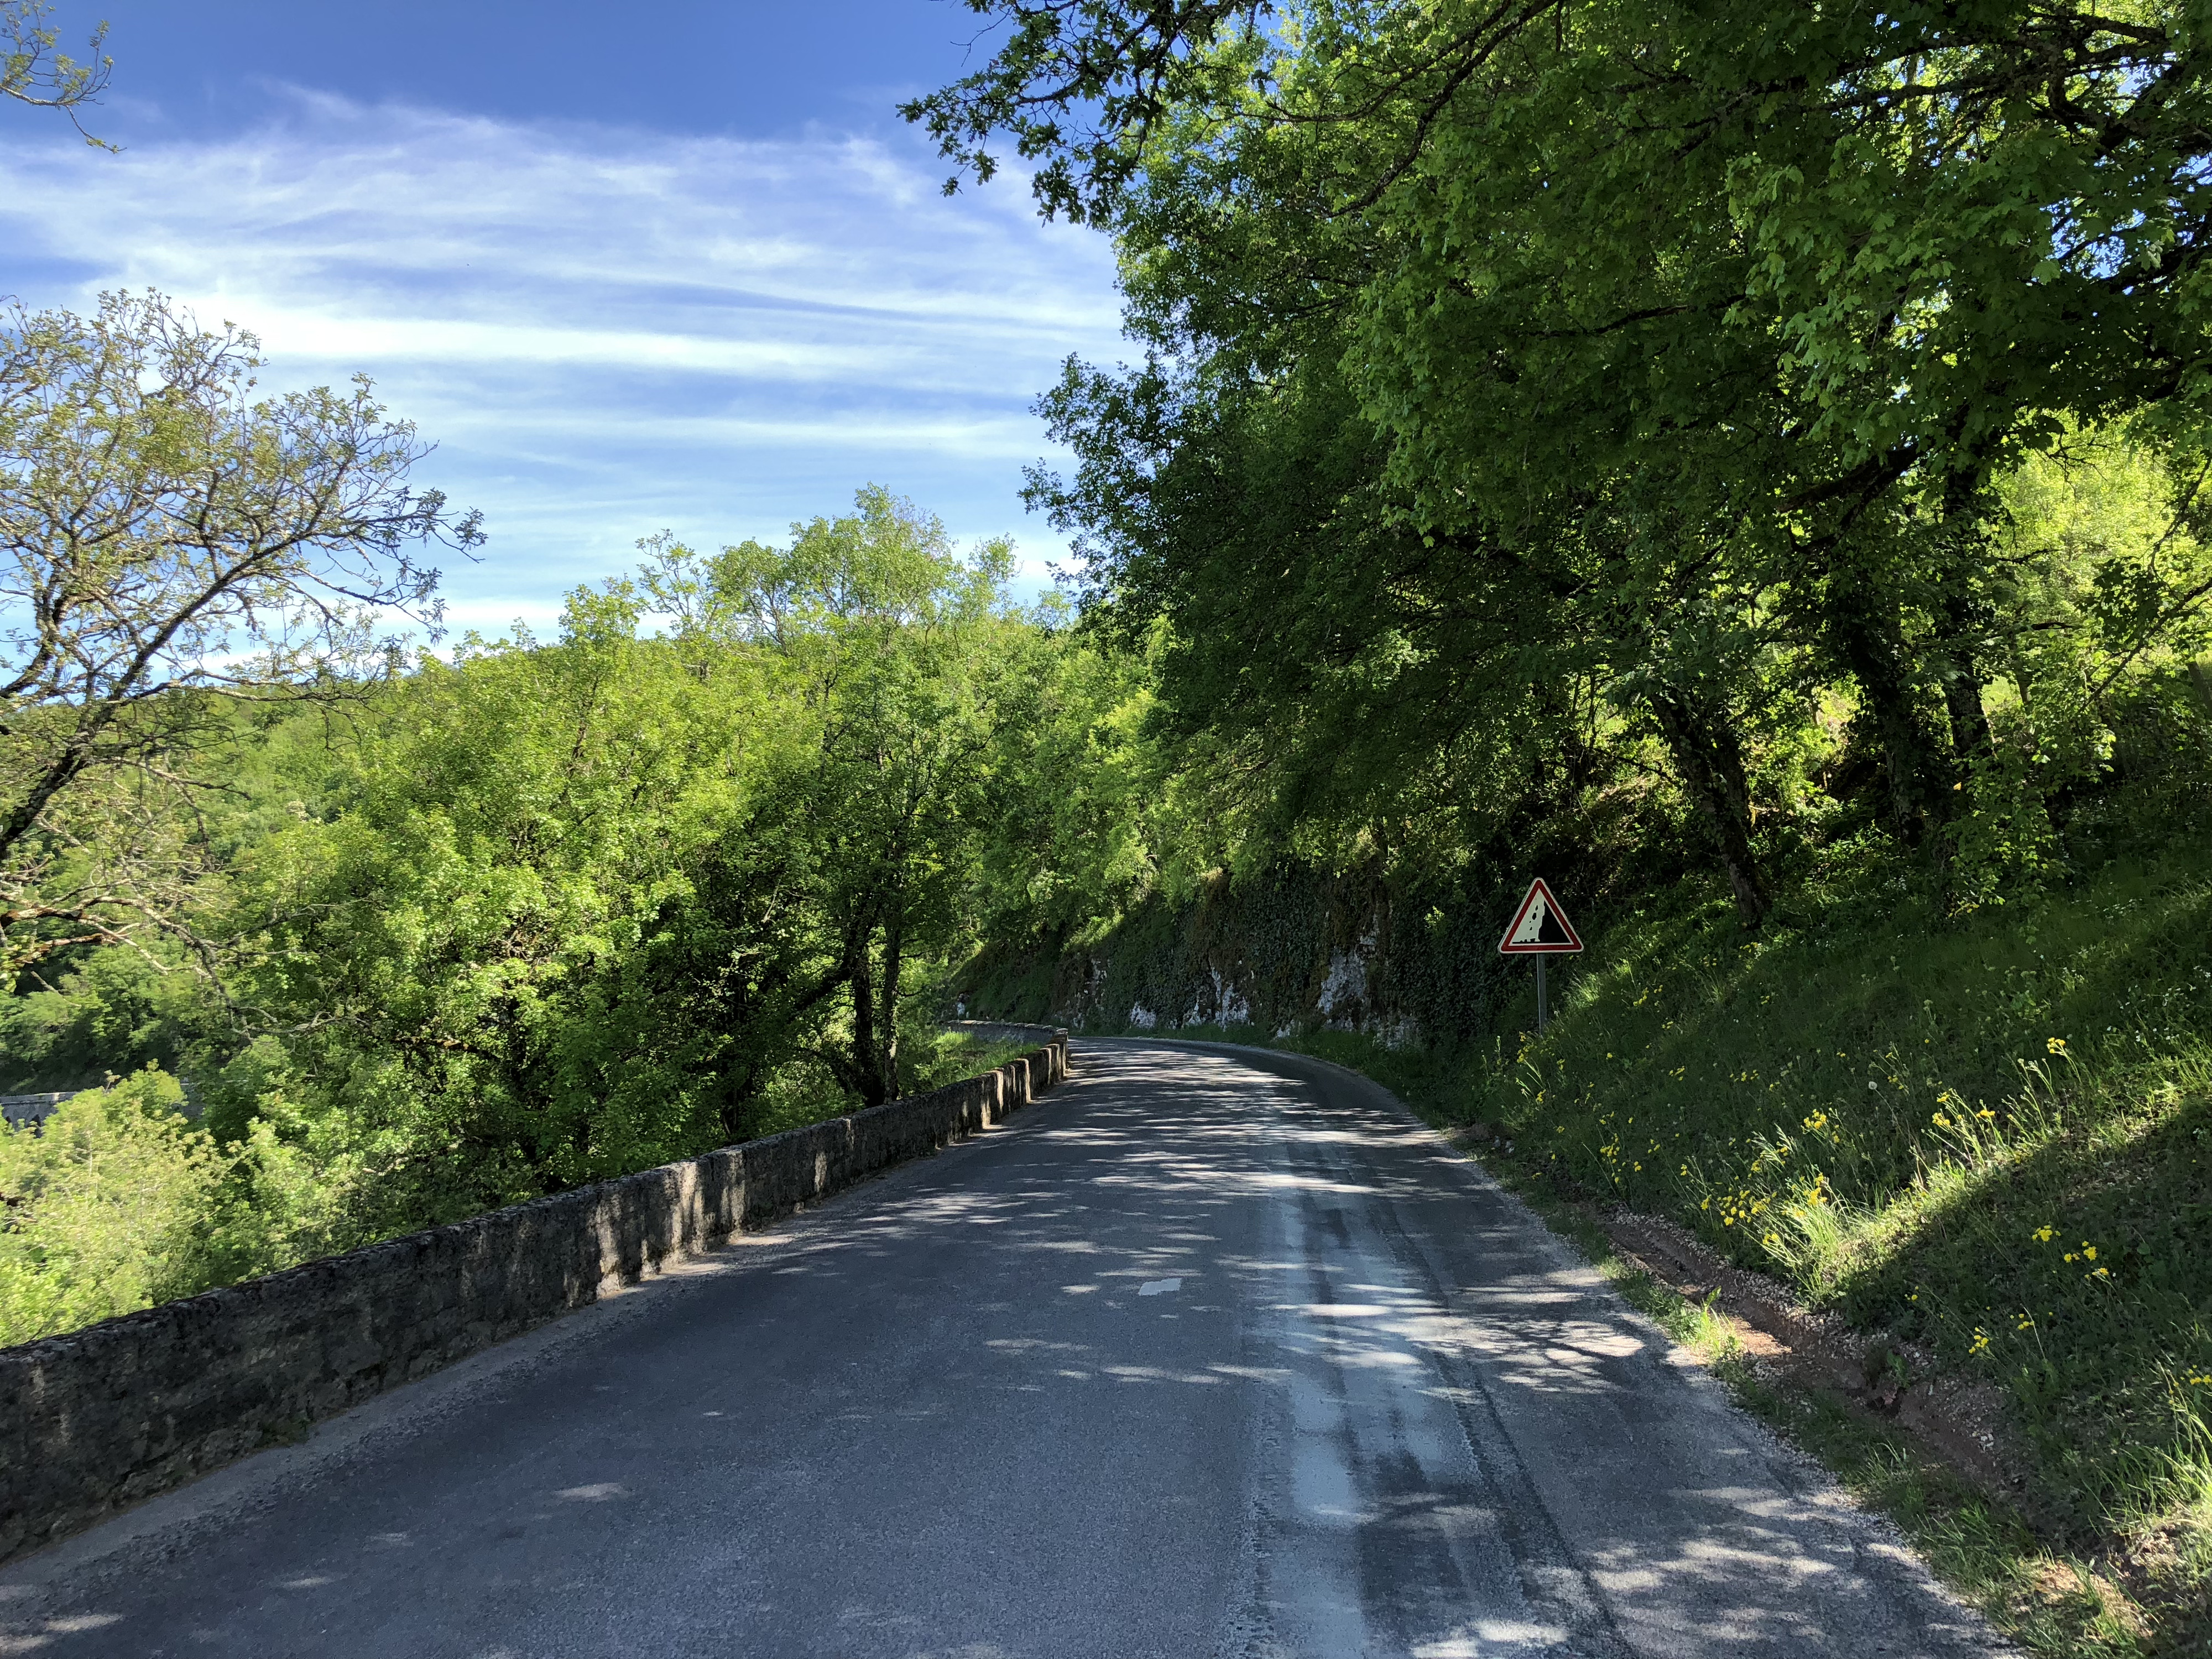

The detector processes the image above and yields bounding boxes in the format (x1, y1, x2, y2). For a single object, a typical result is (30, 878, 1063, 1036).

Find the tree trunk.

(849, 924, 885, 1108)
(1649, 691, 1771, 928)
(877, 902, 904, 1104)
(1940, 665, 1993, 770)
(1826, 596, 1940, 843)
(1936, 588, 1994, 786)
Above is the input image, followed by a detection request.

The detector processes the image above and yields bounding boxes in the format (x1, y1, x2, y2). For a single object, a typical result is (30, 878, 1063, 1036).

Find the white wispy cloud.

(0, 93, 1125, 620)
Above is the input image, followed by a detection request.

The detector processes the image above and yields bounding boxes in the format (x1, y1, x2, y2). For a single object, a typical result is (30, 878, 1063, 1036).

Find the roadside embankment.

(1076, 836, 2211, 1659)
(0, 1027, 1068, 1565)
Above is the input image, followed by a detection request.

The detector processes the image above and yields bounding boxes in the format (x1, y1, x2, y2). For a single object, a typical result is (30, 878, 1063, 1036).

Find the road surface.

(0, 1040, 2000, 1657)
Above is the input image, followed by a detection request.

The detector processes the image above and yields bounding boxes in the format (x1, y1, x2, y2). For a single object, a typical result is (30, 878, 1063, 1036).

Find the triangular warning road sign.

(1498, 877, 1583, 954)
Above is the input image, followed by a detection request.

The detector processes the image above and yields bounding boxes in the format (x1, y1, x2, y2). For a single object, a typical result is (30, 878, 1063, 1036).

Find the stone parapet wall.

(0, 1092, 72, 1129)
(0, 1029, 1068, 1564)
(944, 1019, 1078, 1045)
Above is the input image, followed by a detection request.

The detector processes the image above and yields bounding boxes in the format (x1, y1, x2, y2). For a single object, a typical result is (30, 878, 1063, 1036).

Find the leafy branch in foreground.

(899, 0, 1271, 223)
(2, 0, 112, 147)
(0, 290, 481, 977)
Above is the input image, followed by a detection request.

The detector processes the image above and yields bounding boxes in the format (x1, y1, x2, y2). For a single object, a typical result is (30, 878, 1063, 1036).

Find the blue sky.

(0, 2, 1126, 632)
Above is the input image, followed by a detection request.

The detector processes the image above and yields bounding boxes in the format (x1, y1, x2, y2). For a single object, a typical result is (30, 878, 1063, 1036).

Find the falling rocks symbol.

(1497, 878, 1583, 956)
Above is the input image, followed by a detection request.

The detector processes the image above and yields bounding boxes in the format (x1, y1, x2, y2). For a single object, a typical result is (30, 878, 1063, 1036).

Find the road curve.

(0, 1040, 2002, 1658)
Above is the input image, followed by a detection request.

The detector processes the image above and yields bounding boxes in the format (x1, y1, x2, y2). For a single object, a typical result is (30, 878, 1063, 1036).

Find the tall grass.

(1478, 845, 2212, 1593)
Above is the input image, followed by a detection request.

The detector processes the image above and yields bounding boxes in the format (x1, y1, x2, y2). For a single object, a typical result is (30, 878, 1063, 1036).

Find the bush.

(0, 1070, 225, 1346)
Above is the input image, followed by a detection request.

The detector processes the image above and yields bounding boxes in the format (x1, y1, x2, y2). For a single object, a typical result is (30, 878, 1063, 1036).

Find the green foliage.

(641, 486, 1055, 1107)
(0, 939, 215, 1092)
(0, 481, 1162, 1347)
(223, 587, 768, 1211)
(936, 1, 2212, 933)
(187, 492, 1092, 1223)
(971, 614, 1177, 934)
(0, 1070, 223, 1346)
(1953, 740, 2066, 910)
(2, 290, 478, 978)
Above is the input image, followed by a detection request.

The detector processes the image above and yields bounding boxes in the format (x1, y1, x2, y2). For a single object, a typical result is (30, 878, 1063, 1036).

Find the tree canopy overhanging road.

(0, 1043, 2001, 1658)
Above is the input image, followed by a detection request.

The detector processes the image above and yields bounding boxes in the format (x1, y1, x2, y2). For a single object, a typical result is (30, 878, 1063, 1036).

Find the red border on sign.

(1497, 877, 1584, 954)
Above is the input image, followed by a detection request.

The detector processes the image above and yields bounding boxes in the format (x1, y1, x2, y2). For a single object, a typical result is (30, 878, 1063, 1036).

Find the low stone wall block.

(0, 1028, 1070, 1564)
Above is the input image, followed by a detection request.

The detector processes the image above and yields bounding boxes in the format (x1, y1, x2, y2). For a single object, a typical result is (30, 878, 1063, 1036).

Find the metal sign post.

(1498, 877, 1583, 1032)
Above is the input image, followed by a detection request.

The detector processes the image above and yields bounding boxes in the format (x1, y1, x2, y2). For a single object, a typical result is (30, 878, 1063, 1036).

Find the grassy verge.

(910, 1031, 1039, 1093)
(1500, 1161, 2171, 1658)
(1126, 838, 2212, 1655)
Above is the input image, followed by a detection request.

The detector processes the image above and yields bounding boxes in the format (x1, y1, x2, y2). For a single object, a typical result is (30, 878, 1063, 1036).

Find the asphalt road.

(0, 1040, 2002, 1658)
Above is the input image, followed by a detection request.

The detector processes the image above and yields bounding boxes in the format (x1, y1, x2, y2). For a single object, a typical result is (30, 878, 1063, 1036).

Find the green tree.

(915, 0, 2212, 910)
(216, 585, 780, 1209)
(0, 291, 479, 978)
(0, 1070, 223, 1345)
(668, 488, 1027, 1105)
